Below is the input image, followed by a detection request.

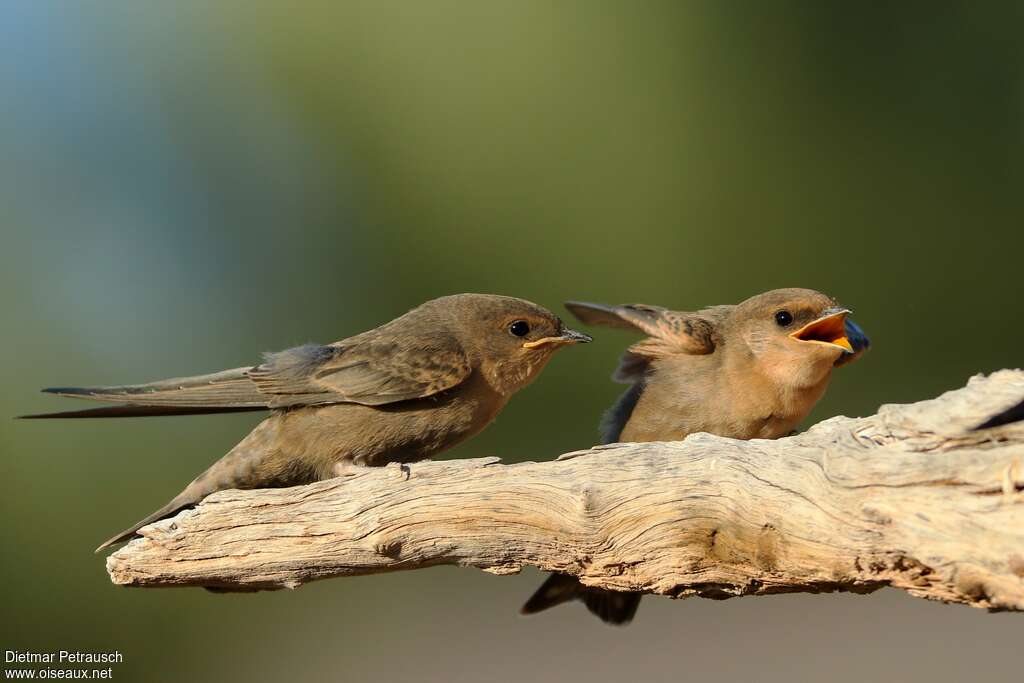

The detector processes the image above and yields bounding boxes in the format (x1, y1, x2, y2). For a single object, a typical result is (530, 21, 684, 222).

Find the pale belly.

(618, 377, 824, 443)
(263, 382, 508, 476)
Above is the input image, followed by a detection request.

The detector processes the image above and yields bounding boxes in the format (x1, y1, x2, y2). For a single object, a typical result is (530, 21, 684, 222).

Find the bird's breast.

(274, 372, 508, 471)
(620, 357, 830, 442)
(726, 372, 831, 439)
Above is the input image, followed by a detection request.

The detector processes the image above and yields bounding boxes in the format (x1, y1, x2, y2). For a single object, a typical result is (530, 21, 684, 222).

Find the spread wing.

(565, 300, 732, 382)
(24, 334, 472, 418)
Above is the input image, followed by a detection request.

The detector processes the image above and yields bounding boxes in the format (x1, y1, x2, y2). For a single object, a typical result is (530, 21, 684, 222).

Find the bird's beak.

(789, 307, 854, 352)
(833, 316, 871, 366)
(522, 328, 593, 349)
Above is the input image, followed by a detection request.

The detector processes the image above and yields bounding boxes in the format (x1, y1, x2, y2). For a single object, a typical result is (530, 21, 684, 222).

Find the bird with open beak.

(21, 294, 591, 551)
(521, 287, 870, 625)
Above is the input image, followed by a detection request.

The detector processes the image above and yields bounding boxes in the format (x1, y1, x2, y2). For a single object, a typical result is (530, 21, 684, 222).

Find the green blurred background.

(2, 1, 1022, 681)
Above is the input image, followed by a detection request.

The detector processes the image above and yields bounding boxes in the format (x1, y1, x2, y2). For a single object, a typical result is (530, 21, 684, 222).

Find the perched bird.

(21, 294, 591, 552)
(521, 287, 870, 625)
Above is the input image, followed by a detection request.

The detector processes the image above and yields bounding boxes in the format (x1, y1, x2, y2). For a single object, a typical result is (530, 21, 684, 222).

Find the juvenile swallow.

(521, 287, 869, 624)
(22, 294, 591, 551)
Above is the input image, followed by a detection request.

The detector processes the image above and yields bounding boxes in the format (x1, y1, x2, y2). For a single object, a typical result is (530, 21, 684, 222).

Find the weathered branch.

(107, 370, 1024, 611)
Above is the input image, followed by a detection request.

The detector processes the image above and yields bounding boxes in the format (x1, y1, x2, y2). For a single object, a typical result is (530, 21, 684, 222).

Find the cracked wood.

(107, 370, 1024, 612)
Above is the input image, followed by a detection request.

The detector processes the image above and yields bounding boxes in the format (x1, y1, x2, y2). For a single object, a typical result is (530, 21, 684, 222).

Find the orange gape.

(521, 287, 870, 625)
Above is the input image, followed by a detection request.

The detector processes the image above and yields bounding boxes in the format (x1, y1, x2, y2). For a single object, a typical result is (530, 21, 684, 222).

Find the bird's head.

(730, 288, 870, 389)
(438, 294, 592, 395)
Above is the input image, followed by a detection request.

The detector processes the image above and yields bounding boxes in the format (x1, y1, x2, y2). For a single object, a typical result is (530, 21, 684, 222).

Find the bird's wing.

(566, 301, 732, 381)
(565, 301, 728, 354)
(250, 337, 473, 408)
(26, 336, 473, 418)
(34, 367, 266, 411)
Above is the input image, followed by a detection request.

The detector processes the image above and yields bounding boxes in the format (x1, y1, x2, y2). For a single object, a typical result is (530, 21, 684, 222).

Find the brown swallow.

(521, 287, 869, 624)
(21, 294, 591, 551)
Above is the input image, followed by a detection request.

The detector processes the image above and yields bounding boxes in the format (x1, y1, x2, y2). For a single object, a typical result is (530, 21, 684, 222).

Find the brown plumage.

(521, 287, 870, 625)
(22, 294, 591, 551)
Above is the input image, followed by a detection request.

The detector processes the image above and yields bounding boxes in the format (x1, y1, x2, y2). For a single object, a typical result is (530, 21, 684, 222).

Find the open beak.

(522, 328, 593, 349)
(789, 307, 853, 352)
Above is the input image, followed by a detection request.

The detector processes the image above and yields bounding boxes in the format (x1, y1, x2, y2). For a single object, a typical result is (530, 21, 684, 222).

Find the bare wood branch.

(107, 370, 1024, 611)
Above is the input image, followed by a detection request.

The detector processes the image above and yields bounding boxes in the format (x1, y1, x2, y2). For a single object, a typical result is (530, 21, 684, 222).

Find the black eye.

(509, 320, 530, 337)
(774, 310, 793, 327)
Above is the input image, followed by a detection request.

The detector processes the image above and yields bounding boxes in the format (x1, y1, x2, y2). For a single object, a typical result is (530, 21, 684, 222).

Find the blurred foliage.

(1, 2, 1021, 681)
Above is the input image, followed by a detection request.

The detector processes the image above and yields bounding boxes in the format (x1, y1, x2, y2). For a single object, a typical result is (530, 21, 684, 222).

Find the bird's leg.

(398, 459, 434, 480)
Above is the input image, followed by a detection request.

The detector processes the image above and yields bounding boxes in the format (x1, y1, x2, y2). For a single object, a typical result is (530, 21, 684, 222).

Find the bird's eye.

(508, 320, 531, 337)
(774, 310, 793, 327)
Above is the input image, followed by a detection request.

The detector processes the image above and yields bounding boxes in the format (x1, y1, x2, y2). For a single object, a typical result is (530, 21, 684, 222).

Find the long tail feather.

(23, 366, 271, 419)
(94, 440, 278, 553)
(520, 573, 583, 614)
(522, 573, 642, 625)
(39, 367, 262, 406)
(18, 405, 267, 419)
(94, 497, 193, 552)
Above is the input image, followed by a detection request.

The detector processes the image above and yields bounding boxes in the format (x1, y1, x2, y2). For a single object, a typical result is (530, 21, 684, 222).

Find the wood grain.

(107, 370, 1024, 611)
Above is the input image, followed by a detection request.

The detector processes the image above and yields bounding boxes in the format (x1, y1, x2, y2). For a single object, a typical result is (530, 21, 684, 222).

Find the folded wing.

(23, 334, 472, 418)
